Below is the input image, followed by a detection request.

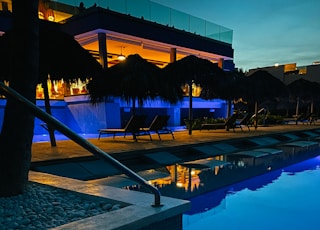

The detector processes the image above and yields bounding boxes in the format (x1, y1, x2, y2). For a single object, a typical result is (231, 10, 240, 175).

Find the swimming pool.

(32, 130, 320, 230)
(183, 155, 320, 230)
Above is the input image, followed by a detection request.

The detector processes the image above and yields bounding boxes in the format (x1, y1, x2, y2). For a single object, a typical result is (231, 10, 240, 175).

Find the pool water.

(183, 155, 320, 230)
(32, 131, 320, 230)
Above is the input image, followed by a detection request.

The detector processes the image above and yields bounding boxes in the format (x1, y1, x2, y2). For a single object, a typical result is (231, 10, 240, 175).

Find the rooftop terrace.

(57, 0, 233, 44)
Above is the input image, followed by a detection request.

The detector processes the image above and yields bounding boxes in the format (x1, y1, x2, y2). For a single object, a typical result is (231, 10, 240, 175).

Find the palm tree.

(0, 0, 39, 197)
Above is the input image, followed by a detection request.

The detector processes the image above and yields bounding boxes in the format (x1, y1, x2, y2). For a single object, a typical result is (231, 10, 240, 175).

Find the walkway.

(32, 124, 320, 164)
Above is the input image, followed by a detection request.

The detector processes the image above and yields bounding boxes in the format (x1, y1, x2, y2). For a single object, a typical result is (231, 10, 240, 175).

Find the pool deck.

(30, 123, 320, 230)
(32, 123, 320, 163)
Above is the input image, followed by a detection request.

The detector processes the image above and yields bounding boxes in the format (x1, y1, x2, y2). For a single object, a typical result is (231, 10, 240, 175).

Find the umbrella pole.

(295, 97, 299, 117)
(254, 101, 258, 130)
(227, 100, 232, 118)
(188, 81, 193, 135)
(43, 79, 56, 147)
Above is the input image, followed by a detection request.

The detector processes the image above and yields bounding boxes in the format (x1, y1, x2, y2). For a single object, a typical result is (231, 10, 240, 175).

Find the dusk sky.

(152, 0, 320, 71)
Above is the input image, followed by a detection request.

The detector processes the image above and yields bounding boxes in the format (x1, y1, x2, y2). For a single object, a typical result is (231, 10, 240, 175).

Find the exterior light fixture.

(46, 9, 55, 22)
(118, 54, 126, 61)
(118, 46, 126, 61)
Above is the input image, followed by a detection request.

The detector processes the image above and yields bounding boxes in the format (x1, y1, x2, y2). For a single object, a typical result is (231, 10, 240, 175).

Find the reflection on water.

(165, 156, 226, 192)
(131, 143, 319, 201)
(183, 155, 320, 230)
(129, 155, 235, 199)
(32, 132, 320, 229)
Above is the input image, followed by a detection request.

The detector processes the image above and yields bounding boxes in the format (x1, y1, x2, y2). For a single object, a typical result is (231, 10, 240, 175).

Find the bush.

(267, 115, 286, 124)
(185, 117, 226, 130)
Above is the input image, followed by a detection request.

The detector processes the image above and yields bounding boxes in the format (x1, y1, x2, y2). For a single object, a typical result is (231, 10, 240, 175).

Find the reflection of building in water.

(152, 155, 226, 193)
(174, 165, 201, 192)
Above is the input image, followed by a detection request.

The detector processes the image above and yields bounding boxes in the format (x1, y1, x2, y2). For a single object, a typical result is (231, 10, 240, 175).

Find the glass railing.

(1, 0, 233, 44)
(55, 0, 233, 44)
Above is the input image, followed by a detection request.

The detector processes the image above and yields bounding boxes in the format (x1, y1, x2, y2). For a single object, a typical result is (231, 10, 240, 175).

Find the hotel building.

(0, 0, 234, 135)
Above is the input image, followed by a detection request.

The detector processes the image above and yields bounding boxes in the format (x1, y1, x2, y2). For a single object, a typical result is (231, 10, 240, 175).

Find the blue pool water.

(183, 156, 320, 230)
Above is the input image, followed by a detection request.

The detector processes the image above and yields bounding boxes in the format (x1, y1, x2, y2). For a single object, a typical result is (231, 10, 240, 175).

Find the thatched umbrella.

(200, 69, 246, 117)
(39, 22, 104, 146)
(163, 55, 225, 134)
(0, 20, 104, 146)
(244, 70, 288, 129)
(288, 78, 320, 116)
(87, 54, 181, 116)
(1, 21, 103, 81)
(39, 23, 104, 80)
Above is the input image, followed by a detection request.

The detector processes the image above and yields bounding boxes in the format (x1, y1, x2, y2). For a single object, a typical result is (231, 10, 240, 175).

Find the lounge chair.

(98, 115, 147, 142)
(297, 113, 317, 125)
(236, 112, 254, 131)
(224, 113, 240, 131)
(308, 113, 317, 125)
(283, 113, 308, 125)
(140, 115, 174, 140)
(282, 113, 303, 124)
(295, 113, 306, 125)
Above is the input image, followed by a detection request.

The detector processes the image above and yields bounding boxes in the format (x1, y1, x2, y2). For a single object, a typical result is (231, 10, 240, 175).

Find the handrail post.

(0, 81, 162, 207)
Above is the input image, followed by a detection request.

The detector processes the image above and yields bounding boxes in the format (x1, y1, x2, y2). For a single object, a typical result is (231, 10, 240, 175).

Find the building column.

(169, 48, 180, 127)
(98, 32, 108, 69)
(170, 47, 176, 63)
(218, 58, 224, 69)
(98, 33, 121, 128)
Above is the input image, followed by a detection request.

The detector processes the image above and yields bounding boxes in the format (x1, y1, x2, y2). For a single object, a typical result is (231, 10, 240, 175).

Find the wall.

(64, 95, 109, 133)
(34, 100, 68, 135)
(0, 96, 228, 137)
(0, 99, 68, 135)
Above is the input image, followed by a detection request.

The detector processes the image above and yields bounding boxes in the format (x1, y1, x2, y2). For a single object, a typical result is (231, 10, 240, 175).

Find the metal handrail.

(0, 81, 162, 207)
